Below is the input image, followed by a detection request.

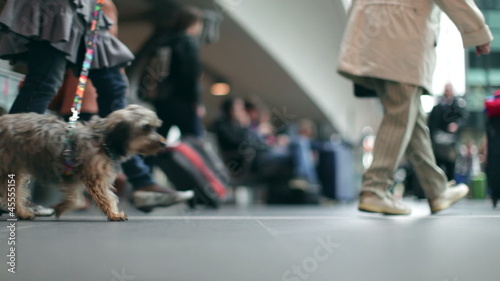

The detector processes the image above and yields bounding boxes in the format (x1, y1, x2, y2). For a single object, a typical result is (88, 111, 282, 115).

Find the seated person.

(212, 97, 319, 192)
(211, 98, 264, 178)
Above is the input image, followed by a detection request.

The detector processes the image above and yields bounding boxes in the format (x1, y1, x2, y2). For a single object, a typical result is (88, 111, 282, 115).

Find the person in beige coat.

(338, 0, 493, 215)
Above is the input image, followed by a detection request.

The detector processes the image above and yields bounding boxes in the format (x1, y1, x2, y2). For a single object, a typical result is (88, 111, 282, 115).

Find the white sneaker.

(132, 190, 195, 212)
(0, 204, 55, 217)
(429, 181, 469, 214)
(358, 190, 411, 215)
(31, 205, 55, 217)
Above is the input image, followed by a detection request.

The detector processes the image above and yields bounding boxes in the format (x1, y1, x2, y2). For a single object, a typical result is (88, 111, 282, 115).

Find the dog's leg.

(13, 173, 35, 220)
(54, 185, 85, 218)
(85, 178, 128, 221)
(0, 173, 8, 209)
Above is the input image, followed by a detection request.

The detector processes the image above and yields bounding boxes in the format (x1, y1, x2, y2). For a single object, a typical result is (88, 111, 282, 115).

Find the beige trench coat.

(337, 0, 493, 95)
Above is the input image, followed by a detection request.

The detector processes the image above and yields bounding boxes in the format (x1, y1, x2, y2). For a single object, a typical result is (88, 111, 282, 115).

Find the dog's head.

(98, 105, 166, 158)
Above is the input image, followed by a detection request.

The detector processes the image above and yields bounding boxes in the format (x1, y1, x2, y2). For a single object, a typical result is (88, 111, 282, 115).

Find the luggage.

(471, 173, 487, 199)
(182, 136, 231, 185)
(266, 179, 318, 205)
(485, 91, 500, 118)
(262, 144, 318, 205)
(156, 139, 228, 209)
(486, 117, 500, 207)
(317, 145, 336, 199)
(317, 142, 356, 201)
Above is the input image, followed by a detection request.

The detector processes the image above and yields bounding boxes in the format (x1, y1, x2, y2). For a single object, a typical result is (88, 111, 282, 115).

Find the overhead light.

(211, 82, 231, 96)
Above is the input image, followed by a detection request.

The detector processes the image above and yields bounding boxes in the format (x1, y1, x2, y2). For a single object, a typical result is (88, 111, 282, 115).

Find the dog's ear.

(104, 121, 131, 157)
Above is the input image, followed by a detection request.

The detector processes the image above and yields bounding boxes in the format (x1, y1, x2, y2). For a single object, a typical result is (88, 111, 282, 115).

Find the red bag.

(156, 142, 227, 209)
(485, 90, 500, 117)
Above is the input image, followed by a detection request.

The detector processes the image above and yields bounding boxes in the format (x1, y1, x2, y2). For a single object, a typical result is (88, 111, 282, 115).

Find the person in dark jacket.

(155, 6, 204, 138)
(485, 117, 500, 206)
(212, 98, 264, 176)
(428, 83, 469, 180)
(213, 98, 320, 195)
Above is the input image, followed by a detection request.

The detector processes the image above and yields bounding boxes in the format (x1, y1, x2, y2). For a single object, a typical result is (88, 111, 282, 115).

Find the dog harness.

(63, 0, 105, 176)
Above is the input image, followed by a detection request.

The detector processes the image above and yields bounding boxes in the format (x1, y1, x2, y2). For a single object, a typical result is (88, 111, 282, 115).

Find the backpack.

(137, 46, 172, 103)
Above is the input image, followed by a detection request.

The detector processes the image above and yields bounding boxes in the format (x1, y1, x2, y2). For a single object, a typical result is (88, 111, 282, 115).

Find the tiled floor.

(0, 199, 499, 281)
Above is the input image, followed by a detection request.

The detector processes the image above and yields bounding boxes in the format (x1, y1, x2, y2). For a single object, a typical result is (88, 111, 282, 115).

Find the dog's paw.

(107, 212, 128, 221)
(17, 210, 35, 220)
(54, 207, 66, 219)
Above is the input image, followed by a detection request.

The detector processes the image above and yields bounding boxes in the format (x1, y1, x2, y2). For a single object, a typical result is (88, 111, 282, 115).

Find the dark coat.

(159, 32, 202, 105)
(428, 97, 468, 161)
(212, 117, 252, 152)
(486, 117, 500, 194)
(428, 97, 468, 138)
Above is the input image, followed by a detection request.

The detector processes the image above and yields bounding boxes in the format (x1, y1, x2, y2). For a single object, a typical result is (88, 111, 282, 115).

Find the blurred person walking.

(428, 83, 468, 180)
(455, 140, 481, 186)
(153, 6, 205, 138)
(483, 90, 500, 207)
(338, 0, 492, 215)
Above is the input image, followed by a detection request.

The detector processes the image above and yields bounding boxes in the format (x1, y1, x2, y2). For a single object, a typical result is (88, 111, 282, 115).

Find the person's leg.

(435, 153, 455, 181)
(89, 67, 126, 118)
(434, 155, 444, 174)
(361, 80, 422, 194)
(176, 103, 203, 137)
(290, 137, 319, 184)
(404, 97, 447, 200)
(257, 147, 292, 179)
(446, 160, 456, 181)
(155, 103, 174, 138)
(406, 98, 468, 213)
(5, 41, 66, 216)
(121, 156, 156, 190)
(143, 103, 174, 171)
(161, 101, 202, 137)
(359, 80, 423, 214)
(10, 41, 67, 114)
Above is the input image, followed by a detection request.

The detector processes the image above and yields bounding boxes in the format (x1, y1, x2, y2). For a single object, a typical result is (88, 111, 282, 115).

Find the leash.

(68, 0, 105, 127)
(64, 0, 106, 175)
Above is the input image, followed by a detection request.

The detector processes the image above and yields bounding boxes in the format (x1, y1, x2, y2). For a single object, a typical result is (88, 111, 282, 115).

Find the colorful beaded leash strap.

(64, 0, 105, 176)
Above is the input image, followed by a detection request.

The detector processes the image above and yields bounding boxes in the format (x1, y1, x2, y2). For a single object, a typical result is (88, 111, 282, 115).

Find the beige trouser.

(361, 79, 447, 200)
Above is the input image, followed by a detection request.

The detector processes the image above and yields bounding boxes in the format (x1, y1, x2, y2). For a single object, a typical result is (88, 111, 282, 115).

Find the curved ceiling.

(116, 0, 383, 143)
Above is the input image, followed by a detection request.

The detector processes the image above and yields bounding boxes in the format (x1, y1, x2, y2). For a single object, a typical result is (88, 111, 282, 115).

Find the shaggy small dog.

(0, 104, 165, 221)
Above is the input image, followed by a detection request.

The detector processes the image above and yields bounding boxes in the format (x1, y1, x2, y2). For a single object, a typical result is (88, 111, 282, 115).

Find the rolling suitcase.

(266, 179, 318, 205)
(156, 141, 227, 209)
(317, 145, 336, 199)
(317, 142, 356, 201)
(182, 136, 230, 186)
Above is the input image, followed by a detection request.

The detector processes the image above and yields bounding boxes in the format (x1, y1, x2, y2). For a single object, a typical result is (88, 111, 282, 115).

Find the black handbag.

(432, 130, 457, 161)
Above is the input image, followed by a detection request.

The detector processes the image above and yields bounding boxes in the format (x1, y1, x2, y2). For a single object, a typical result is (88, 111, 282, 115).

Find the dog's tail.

(0, 106, 6, 116)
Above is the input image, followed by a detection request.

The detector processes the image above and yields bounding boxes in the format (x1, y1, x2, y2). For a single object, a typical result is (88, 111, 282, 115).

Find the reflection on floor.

(0, 199, 499, 281)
